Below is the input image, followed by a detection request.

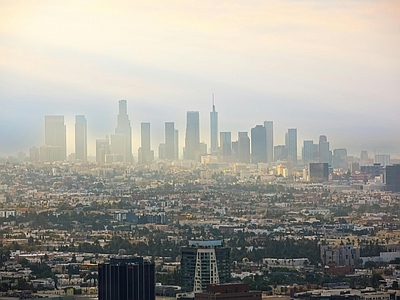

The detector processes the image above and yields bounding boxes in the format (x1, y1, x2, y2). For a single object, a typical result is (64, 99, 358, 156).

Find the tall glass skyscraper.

(184, 111, 200, 160)
(113, 100, 132, 163)
(45, 115, 66, 161)
(251, 125, 267, 164)
(264, 121, 274, 165)
(75, 115, 87, 162)
(210, 98, 218, 155)
(285, 128, 297, 165)
(165, 122, 176, 160)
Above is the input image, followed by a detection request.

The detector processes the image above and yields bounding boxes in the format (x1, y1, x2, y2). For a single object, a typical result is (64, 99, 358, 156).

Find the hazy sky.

(1, 0, 399, 158)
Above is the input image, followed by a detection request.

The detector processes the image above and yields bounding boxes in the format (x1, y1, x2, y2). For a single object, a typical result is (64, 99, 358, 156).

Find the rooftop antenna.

(212, 93, 215, 111)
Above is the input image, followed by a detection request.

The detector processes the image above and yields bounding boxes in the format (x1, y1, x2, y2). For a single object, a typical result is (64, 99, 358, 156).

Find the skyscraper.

(285, 128, 297, 165)
(96, 137, 110, 163)
(75, 115, 87, 162)
(251, 125, 267, 164)
(138, 122, 154, 164)
(113, 100, 132, 163)
(185, 111, 200, 160)
(210, 97, 218, 155)
(319, 135, 331, 164)
(98, 257, 155, 300)
(302, 140, 315, 165)
(264, 121, 274, 165)
(237, 132, 250, 164)
(165, 122, 176, 160)
(219, 132, 232, 158)
(181, 240, 230, 293)
(45, 115, 66, 161)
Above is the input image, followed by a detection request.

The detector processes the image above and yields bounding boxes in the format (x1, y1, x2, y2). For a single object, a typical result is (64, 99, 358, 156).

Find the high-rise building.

(98, 257, 155, 300)
(302, 140, 315, 165)
(181, 240, 230, 293)
(318, 135, 330, 165)
(375, 154, 390, 167)
(285, 128, 297, 165)
(333, 148, 347, 169)
(165, 122, 176, 160)
(219, 132, 232, 157)
(264, 121, 274, 164)
(210, 97, 218, 155)
(29, 146, 40, 162)
(113, 100, 132, 163)
(138, 122, 154, 164)
(308, 163, 329, 183)
(274, 145, 287, 162)
(45, 115, 66, 161)
(185, 111, 200, 160)
(75, 115, 87, 162)
(237, 132, 250, 164)
(96, 137, 110, 163)
(251, 125, 266, 164)
(384, 164, 400, 192)
(360, 150, 369, 166)
(175, 129, 179, 160)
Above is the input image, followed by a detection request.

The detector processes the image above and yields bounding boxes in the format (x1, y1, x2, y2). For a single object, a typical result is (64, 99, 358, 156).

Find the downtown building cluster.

(22, 99, 400, 191)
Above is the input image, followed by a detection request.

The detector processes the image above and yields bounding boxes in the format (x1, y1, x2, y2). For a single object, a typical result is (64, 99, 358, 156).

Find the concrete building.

(75, 115, 87, 162)
(45, 115, 66, 161)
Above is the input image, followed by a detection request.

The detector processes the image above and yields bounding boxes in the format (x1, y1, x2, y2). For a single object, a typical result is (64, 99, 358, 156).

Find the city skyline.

(0, 1, 399, 157)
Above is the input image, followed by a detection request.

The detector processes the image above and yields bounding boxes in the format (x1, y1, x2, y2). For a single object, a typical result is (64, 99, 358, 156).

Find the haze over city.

(1, 1, 400, 157)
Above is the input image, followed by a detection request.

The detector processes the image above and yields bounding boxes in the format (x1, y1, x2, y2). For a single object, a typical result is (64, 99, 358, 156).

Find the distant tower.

(165, 122, 176, 160)
(138, 122, 154, 164)
(318, 135, 330, 164)
(237, 132, 250, 164)
(264, 121, 274, 165)
(302, 140, 315, 165)
(210, 95, 218, 155)
(184, 111, 200, 160)
(113, 100, 132, 162)
(45, 115, 66, 161)
(220, 132, 232, 158)
(75, 115, 87, 162)
(285, 128, 297, 165)
(251, 125, 267, 164)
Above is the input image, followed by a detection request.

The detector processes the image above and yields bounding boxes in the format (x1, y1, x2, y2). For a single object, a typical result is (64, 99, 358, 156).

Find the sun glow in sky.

(0, 0, 399, 157)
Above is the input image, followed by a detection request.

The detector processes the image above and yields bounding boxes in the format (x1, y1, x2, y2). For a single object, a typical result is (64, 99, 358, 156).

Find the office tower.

(184, 111, 200, 160)
(138, 122, 154, 164)
(251, 125, 266, 164)
(318, 135, 330, 164)
(39, 145, 61, 162)
(302, 140, 315, 165)
(384, 164, 400, 192)
(98, 257, 155, 300)
(308, 163, 329, 183)
(45, 115, 66, 161)
(220, 132, 232, 157)
(375, 154, 390, 167)
(237, 132, 250, 164)
(96, 137, 110, 163)
(29, 146, 40, 162)
(210, 97, 218, 155)
(17, 151, 26, 163)
(285, 128, 297, 165)
(333, 148, 347, 169)
(175, 129, 179, 160)
(360, 150, 369, 166)
(264, 121, 274, 164)
(181, 240, 230, 293)
(165, 122, 176, 160)
(158, 143, 166, 160)
(195, 283, 262, 300)
(113, 100, 132, 163)
(274, 145, 287, 162)
(349, 162, 360, 174)
(75, 115, 87, 162)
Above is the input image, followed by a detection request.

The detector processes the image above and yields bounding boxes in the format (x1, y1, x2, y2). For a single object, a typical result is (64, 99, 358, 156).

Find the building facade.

(45, 115, 66, 161)
(98, 257, 155, 300)
(75, 115, 87, 162)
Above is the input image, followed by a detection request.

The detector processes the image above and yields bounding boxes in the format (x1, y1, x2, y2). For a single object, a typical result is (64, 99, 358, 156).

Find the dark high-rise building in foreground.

(98, 257, 155, 300)
(185, 111, 200, 160)
(181, 240, 230, 293)
(75, 115, 87, 162)
(384, 164, 400, 192)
